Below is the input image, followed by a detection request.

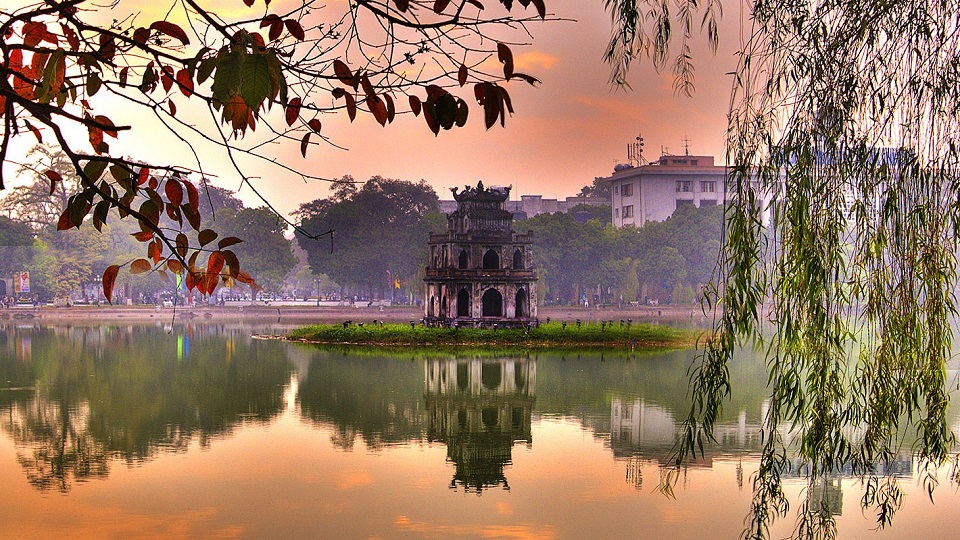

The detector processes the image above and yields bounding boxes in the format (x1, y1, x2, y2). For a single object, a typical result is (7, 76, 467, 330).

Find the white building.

(602, 153, 729, 228)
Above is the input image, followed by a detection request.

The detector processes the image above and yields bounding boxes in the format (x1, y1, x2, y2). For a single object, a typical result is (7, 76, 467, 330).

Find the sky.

(5, 0, 747, 219)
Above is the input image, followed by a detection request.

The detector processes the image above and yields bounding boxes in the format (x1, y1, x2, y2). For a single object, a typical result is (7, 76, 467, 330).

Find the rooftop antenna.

(682, 135, 691, 156)
(626, 131, 646, 166)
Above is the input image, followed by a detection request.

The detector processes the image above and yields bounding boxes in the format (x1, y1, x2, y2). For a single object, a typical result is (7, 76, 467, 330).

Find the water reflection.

(424, 357, 535, 492)
(1, 324, 958, 538)
(0, 323, 294, 491)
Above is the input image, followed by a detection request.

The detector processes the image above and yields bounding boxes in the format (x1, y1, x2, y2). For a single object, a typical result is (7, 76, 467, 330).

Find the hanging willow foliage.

(607, 0, 960, 538)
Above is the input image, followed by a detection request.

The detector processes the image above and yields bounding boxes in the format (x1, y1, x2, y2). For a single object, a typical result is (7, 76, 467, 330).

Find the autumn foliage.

(0, 0, 547, 302)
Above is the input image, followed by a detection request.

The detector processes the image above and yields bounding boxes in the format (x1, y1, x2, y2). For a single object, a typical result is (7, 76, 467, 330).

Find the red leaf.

(284, 19, 305, 41)
(165, 178, 184, 206)
(458, 63, 468, 87)
(133, 27, 150, 45)
(150, 20, 190, 46)
(45, 170, 62, 195)
(103, 265, 120, 304)
(207, 251, 226, 275)
(183, 180, 199, 212)
(434, 0, 451, 13)
(259, 14, 282, 28)
(243, 0, 254, 6)
(409, 95, 422, 116)
(394, 0, 410, 11)
(268, 20, 283, 42)
(285, 97, 302, 126)
(138, 167, 150, 186)
(176, 69, 193, 97)
(367, 95, 388, 127)
(61, 23, 80, 50)
(57, 208, 72, 230)
(300, 133, 310, 158)
(169, 100, 177, 116)
(307, 118, 322, 132)
(345, 93, 357, 121)
(131, 231, 154, 242)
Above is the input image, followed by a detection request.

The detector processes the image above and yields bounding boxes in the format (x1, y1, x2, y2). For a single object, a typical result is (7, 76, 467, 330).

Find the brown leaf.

(218, 237, 243, 249)
(198, 229, 218, 247)
(130, 258, 152, 274)
(345, 93, 357, 121)
(434, 0, 451, 13)
(167, 259, 184, 274)
(497, 43, 514, 79)
(367, 96, 388, 126)
(308, 119, 322, 132)
(394, 0, 410, 11)
(409, 95, 422, 116)
(150, 20, 190, 46)
(284, 19, 305, 41)
(285, 97, 302, 126)
(184, 180, 199, 212)
(131, 231, 154, 242)
(138, 166, 150, 186)
(103, 265, 120, 304)
(300, 132, 310, 158)
(333, 60, 357, 89)
(458, 63, 468, 87)
(176, 233, 189, 258)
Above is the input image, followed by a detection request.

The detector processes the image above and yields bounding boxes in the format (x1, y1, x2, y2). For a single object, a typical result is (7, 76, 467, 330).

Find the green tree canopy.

(295, 176, 445, 298)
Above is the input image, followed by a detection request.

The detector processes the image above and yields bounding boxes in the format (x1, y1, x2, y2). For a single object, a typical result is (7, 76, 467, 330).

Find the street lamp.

(316, 275, 321, 307)
(94, 275, 102, 305)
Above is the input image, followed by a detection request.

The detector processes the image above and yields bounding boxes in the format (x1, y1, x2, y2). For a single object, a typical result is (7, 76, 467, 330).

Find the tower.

(423, 181, 538, 327)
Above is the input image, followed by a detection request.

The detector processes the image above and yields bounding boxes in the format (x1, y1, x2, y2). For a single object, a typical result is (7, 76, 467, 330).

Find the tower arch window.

(458, 249, 469, 269)
(457, 288, 470, 317)
(512, 249, 524, 270)
(482, 249, 500, 269)
(515, 288, 529, 318)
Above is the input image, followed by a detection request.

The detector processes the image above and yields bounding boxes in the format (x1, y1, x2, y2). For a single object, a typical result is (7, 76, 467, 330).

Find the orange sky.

(253, 0, 744, 215)
(4, 0, 747, 219)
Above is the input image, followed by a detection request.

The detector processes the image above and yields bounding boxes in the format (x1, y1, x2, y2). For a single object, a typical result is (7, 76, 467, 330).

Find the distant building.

(438, 193, 606, 219)
(601, 153, 730, 228)
(424, 182, 538, 328)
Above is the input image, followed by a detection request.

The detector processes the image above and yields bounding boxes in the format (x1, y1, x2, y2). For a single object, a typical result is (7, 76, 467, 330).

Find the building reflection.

(424, 357, 536, 492)
(607, 395, 914, 516)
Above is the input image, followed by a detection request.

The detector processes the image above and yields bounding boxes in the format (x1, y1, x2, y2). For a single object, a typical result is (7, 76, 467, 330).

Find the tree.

(606, 0, 960, 536)
(295, 176, 445, 298)
(217, 206, 297, 294)
(0, 0, 549, 302)
(576, 176, 612, 200)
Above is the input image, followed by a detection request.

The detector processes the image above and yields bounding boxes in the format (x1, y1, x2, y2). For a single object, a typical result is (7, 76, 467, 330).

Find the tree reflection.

(0, 324, 293, 491)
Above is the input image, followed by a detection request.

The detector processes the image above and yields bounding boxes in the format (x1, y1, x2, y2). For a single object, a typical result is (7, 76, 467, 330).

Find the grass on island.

(286, 321, 697, 350)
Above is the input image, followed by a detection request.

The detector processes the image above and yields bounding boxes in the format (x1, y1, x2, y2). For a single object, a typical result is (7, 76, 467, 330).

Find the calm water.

(1, 322, 960, 539)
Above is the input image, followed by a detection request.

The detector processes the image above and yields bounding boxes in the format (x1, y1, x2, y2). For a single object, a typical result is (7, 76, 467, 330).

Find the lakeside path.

(0, 303, 713, 327)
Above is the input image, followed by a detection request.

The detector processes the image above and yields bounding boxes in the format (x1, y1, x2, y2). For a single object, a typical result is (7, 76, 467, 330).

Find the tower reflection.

(424, 357, 536, 493)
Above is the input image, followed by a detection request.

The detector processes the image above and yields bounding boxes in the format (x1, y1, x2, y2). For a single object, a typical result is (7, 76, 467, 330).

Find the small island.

(285, 320, 697, 350)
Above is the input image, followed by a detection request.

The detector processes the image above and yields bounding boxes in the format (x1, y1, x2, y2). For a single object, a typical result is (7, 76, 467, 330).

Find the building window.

(615, 208, 620, 218)
(621, 183, 633, 197)
(700, 181, 716, 193)
(614, 185, 619, 195)
(691, 160, 698, 166)
(676, 181, 692, 192)
(622, 205, 634, 218)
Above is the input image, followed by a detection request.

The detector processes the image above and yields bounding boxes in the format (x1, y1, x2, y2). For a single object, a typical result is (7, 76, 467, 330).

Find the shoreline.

(0, 303, 714, 327)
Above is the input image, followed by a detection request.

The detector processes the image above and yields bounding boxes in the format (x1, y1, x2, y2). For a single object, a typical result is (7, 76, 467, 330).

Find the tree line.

(1, 151, 719, 306)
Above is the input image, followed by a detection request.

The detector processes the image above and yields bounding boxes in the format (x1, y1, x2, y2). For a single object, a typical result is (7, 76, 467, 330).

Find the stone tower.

(424, 181, 538, 327)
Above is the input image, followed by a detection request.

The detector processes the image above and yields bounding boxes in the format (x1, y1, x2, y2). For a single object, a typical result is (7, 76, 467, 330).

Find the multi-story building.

(603, 153, 729, 228)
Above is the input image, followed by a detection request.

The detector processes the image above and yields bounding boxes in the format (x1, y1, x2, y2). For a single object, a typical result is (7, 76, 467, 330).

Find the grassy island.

(286, 321, 698, 350)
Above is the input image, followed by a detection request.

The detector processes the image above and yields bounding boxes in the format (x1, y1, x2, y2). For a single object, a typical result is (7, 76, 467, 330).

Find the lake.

(1, 321, 959, 538)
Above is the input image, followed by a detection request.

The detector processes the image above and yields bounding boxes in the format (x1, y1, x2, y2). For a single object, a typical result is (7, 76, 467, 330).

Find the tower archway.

(457, 288, 470, 317)
(515, 288, 529, 318)
(481, 288, 503, 317)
